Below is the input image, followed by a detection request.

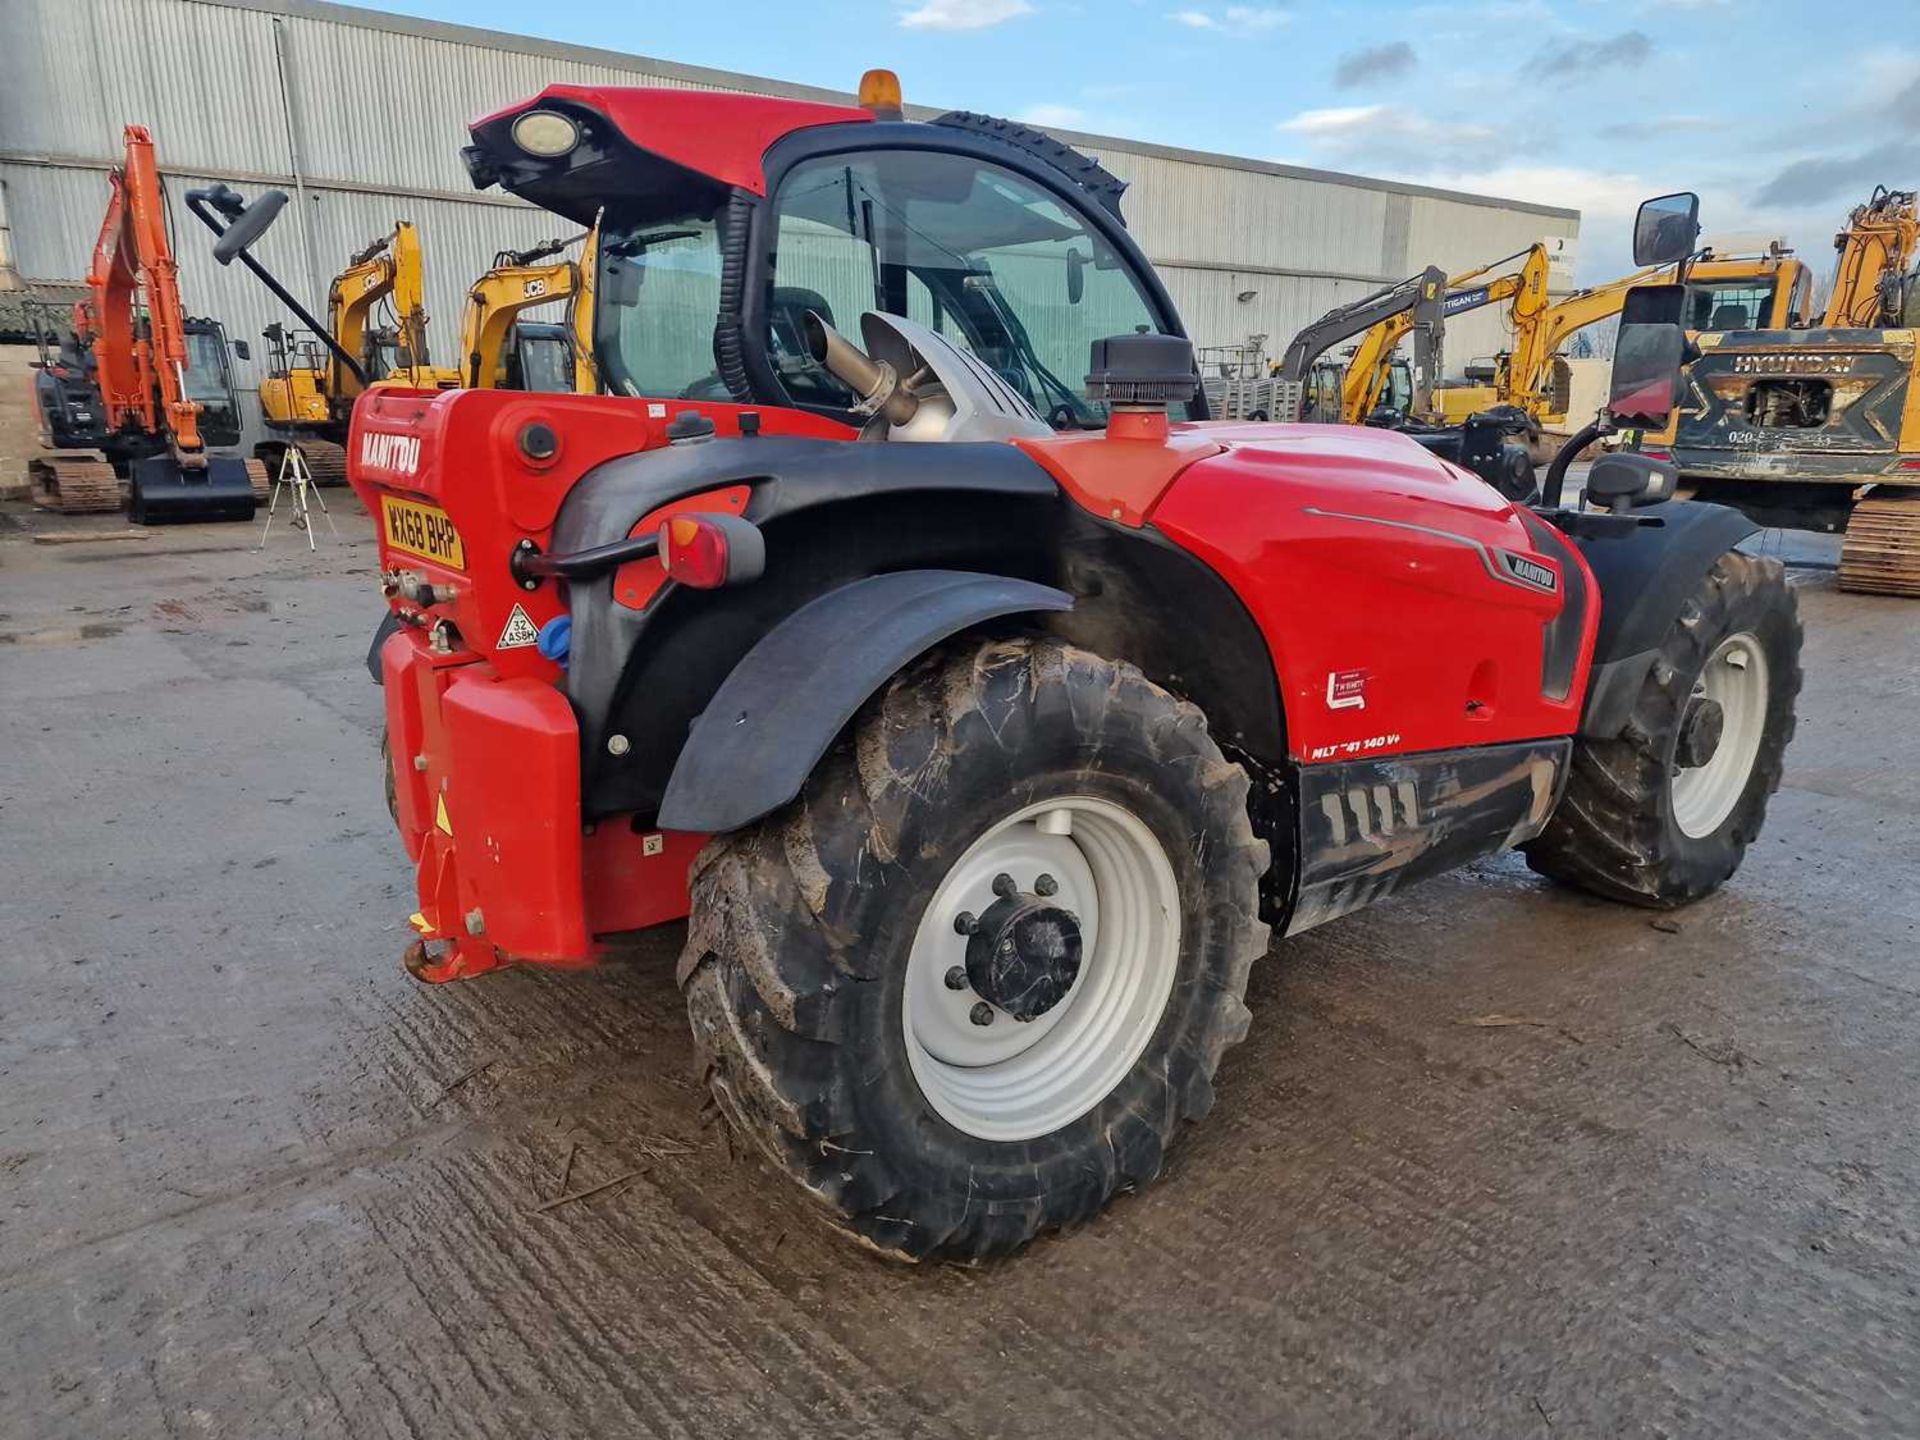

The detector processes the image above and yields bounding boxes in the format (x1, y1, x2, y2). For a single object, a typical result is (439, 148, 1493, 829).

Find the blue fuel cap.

(536, 614, 572, 668)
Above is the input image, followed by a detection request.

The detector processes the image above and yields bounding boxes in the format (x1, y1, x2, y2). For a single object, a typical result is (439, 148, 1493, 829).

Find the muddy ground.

(0, 497, 1913, 1439)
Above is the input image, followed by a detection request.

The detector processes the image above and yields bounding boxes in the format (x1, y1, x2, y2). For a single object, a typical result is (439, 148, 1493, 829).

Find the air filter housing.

(1085, 332, 1198, 407)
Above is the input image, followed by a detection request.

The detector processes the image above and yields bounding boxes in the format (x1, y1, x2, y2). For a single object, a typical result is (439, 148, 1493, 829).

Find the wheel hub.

(1676, 697, 1725, 769)
(965, 880, 1083, 1022)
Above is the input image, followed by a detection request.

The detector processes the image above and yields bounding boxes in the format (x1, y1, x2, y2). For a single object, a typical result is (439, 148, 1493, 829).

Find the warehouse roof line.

(175, 0, 1580, 223)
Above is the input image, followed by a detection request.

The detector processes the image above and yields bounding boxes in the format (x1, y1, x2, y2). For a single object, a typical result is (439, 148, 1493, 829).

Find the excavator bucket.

(128, 454, 258, 525)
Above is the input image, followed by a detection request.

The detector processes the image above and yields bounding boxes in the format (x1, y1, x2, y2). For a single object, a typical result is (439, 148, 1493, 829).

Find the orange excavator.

(30, 125, 256, 523)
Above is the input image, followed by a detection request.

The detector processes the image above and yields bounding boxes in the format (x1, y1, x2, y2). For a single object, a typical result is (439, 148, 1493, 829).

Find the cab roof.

(470, 85, 873, 205)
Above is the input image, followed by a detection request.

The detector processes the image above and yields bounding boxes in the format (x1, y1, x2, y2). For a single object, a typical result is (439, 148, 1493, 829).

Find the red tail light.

(1642, 448, 1671, 462)
(657, 512, 765, 589)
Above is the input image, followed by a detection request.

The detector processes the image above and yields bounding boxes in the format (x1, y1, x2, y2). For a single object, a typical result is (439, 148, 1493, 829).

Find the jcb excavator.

(188, 187, 592, 481)
(1661, 185, 1920, 595)
(1270, 263, 1537, 496)
(457, 230, 597, 393)
(1343, 244, 1811, 433)
(187, 186, 460, 483)
(30, 126, 257, 523)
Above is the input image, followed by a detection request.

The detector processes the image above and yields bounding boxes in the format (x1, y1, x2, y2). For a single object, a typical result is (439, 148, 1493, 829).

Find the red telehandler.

(30, 125, 256, 523)
(343, 78, 1801, 1261)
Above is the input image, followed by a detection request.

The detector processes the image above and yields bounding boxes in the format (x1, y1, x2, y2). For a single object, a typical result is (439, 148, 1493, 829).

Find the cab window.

(595, 213, 732, 402)
(765, 149, 1179, 427)
(1686, 281, 1773, 332)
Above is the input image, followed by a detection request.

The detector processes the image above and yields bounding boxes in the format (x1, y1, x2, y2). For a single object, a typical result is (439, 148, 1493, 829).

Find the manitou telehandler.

(30, 126, 256, 522)
(351, 79, 1800, 1262)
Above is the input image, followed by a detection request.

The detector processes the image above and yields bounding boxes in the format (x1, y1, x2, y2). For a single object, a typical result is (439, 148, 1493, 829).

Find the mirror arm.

(185, 188, 367, 387)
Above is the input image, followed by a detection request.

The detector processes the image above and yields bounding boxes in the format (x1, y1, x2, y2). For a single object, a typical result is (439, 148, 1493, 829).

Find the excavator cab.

(502, 321, 577, 392)
(180, 317, 247, 450)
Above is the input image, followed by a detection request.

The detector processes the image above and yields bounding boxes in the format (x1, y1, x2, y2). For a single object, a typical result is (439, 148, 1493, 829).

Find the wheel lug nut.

(953, 911, 977, 935)
(992, 872, 1017, 898)
(1034, 873, 1058, 896)
(944, 965, 969, 991)
(969, 1002, 995, 1027)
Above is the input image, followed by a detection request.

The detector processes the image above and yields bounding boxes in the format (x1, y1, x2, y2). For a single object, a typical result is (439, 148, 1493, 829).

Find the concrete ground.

(1, 495, 1914, 1440)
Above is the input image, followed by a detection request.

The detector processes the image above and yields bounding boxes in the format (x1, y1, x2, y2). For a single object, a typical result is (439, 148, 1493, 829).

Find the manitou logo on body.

(1326, 669, 1369, 711)
(360, 431, 422, 477)
(1497, 551, 1559, 594)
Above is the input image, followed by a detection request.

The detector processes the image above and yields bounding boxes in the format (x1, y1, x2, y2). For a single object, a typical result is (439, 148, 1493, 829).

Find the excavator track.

(244, 459, 270, 503)
(260, 439, 348, 487)
(28, 455, 123, 514)
(302, 441, 348, 486)
(1839, 490, 1920, 597)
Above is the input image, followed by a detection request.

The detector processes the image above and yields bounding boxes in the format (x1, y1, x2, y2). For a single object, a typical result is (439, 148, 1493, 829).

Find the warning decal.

(497, 604, 540, 650)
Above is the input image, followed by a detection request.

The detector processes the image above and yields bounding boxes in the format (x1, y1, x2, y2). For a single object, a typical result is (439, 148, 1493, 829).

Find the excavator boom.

(1822, 186, 1918, 328)
(457, 229, 597, 392)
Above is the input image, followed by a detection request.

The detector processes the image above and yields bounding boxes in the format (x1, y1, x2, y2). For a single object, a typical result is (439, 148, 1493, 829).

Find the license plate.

(381, 496, 465, 569)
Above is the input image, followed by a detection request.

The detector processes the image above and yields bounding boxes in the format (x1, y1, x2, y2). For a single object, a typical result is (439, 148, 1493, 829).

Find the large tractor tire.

(679, 637, 1270, 1262)
(1525, 551, 1802, 907)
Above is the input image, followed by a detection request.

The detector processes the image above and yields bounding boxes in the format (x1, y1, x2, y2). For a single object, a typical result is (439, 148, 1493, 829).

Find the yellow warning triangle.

(435, 794, 453, 834)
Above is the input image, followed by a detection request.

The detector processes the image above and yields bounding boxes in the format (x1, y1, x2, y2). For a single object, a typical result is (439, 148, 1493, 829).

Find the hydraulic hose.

(1542, 419, 1605, 507)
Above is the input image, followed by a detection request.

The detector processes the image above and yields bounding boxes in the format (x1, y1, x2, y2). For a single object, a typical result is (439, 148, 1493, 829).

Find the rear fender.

(1566, 499, 1759, 737)
(656, 570, 1072, 833)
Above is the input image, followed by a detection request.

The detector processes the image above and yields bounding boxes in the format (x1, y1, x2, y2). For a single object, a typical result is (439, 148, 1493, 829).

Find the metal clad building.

(0, 0, 1578, 432)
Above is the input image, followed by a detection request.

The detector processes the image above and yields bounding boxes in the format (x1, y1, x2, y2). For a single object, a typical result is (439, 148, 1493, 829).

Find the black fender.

(1565, 499, 1759, 737)
(366, 612, 402, 682)
(656, 569, 1072, 833)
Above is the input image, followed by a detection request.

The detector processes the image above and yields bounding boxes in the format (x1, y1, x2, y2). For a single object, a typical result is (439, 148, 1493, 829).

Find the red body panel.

(473, 85, 872, 196)
(352, 389, 854, 977)
(1147, 423, 1599, 762)
(360, 391, 1597, 976)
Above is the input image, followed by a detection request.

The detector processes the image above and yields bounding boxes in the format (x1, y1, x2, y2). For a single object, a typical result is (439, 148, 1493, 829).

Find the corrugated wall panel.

(276, 14, 737, 196)
(3, 0, 288, 175)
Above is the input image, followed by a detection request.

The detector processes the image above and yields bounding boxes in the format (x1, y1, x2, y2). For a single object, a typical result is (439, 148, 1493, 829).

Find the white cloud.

(1276, 104, 1499, 164)
(1017, 103, 1087, 128)
(1168, 5, 1289, 31)
(899, 0, 1033, 30)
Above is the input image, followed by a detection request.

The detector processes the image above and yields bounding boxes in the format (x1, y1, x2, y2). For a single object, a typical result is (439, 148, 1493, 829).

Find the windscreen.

(182, 328, 232, 404)
(766, 150, 1178, 427)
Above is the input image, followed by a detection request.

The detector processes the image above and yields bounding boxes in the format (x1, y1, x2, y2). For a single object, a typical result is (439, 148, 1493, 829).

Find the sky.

(379, 0, 1920, 284)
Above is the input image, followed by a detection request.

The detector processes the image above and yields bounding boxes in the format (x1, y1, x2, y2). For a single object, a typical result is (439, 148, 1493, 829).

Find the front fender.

(1568, 499, 1760, 737)
(656, 569, 1072, 833)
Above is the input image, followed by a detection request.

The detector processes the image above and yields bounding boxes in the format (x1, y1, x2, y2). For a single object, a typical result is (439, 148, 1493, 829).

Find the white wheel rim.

(903, 796, 1182, 1142)
(1670, 632, 1770, 839)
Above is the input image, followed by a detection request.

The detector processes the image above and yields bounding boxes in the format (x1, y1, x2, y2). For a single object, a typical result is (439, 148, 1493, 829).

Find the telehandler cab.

(353, 81, 1801, 1261)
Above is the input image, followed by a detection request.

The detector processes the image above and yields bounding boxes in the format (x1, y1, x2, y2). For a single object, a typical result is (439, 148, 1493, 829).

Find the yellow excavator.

(1659, 185, 1920, 595)
(190, 189, 596, 480)
(1340, 243, 1811, 431)
(456, 230, 597, 393)
(188, 185, 459, 481)
(1819, 185, 1918, 327)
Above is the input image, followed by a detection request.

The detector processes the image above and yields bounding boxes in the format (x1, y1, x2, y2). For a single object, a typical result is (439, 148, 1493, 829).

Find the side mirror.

(1066, 249, 1086, 306)
(1586, 453, 1678, 512)
(1609, 322, 1688, 425)
(231, 339, 251, 361)
(1632, 192, 1700, 267)
(212, 189, 290, 264)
